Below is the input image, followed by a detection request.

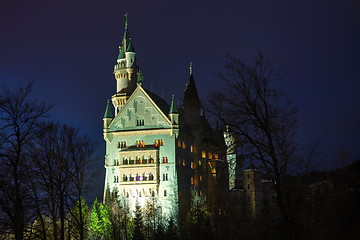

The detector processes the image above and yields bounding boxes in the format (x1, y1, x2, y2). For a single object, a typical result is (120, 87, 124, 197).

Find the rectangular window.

(199, 160, 202, 166)
(190, 145, 193, 152)
(202, 151, 206, 158)
(191, 177, 194, 185)
(214, 153, 218, 159)
(183, 159, 185, 166)
(200, 175, 202, 181)
(164, 190, 167, 197)
(191, 162, 194, 169)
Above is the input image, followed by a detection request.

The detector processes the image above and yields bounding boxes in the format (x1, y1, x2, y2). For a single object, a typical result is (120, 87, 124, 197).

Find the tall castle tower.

(112, 13, 143, 115)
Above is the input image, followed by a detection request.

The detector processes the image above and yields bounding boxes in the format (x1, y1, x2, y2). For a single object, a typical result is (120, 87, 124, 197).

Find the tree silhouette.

(207, 52, 298, 237)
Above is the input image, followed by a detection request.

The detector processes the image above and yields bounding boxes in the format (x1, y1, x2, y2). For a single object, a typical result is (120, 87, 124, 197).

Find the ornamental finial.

(124, 13, 128, 28)
(189, 62, 192, 75)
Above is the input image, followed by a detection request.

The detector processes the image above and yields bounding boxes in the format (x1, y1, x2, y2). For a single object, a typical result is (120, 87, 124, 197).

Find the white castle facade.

(101, 17, 267, 222)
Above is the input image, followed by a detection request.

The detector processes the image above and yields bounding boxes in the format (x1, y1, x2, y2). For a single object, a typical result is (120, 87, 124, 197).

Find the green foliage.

(89, 198, 113, 240)
(70, 197, 89, 239)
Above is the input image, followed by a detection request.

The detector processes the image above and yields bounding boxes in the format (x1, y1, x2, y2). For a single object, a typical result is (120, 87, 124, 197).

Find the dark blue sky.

(1, 0, 360, 170)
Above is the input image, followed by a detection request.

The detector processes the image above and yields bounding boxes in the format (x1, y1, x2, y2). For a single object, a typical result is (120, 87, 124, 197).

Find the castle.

(102, 16, 275, 222)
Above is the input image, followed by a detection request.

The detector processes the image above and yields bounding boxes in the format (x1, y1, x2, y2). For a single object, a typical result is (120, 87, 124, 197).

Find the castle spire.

(124, 12, 128, 28)
(169, 95, 178, 114)
(184, 63, 200, 106)
(104, 100, 114, 119)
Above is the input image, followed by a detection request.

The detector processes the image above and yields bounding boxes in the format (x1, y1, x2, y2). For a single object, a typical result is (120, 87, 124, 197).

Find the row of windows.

(120, 189, 167, 198)
(122, 158, 155, 165)
(190, 176, 202, 185)
(118, 141, 126, 148)
(116, 139, 165, 149)
(178, 158, 202, 168)
(122, 173, 155, 181)
(155, 139, 164, 147)
(136, 119, 144, 126)
(114, 173, 170, 182)
(163, 173, 169, 181)
(136, 140, 145, 147)
(202, 151, 219, 160)
(115, 157, 168, 166)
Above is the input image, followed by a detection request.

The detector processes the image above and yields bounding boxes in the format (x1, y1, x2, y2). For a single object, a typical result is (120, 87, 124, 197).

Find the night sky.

(1, 0, 360, 174)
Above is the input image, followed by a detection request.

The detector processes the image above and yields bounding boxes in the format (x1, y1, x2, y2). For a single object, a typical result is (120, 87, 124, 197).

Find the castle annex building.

(102, 17, 233, 219)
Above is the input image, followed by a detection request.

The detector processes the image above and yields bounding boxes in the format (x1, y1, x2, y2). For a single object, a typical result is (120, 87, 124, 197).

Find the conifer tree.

(132, 201, 145, 240)
(89, 198, 113, 240)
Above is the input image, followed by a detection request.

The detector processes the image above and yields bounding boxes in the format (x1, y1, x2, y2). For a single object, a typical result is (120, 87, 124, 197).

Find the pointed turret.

(168, 95, 179, 137)
(169, 95, 178, 114)
(117, 45, 125, 61)
(183, 62, 201, 125)
(103, 100, 114, 130)
(127, 38, 134, 52)
(183, 62, 201, 107)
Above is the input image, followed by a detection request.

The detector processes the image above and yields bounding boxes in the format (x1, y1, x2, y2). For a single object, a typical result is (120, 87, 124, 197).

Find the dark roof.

(143, 88, 170, 116)
(117, 85, 136, 95)
(183, 74, 201, 106)
(246, 162, 256, 170)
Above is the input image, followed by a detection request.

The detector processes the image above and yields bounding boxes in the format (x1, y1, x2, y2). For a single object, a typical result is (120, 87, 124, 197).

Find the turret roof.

(117, 45, 125, 60)
(246, 162, 256, 170)
(169, 95, 178, 114)
(117, 13, 134, 60)
(127, 38, 134, 52)
(184, 74, 201, 106)
(104, 100, 114, 118)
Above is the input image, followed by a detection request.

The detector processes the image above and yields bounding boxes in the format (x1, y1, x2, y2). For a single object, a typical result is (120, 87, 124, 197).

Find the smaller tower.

(169, 95, 179, 137)
(103, 100, 114, 131)
(224, 125, 237, 190)
(243, 162, 258, 217)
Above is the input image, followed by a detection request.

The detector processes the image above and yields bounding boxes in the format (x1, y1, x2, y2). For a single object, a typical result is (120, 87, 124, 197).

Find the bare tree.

(0, 82, 51, 239)
(30, 123, 93, 240)
(206, 52, 297, 235)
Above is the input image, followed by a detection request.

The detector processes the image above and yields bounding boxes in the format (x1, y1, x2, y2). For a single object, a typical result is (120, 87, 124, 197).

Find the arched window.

(123, 174, 128, 181)
(142, 173, 147, 181)
(149, 173, 154, 181)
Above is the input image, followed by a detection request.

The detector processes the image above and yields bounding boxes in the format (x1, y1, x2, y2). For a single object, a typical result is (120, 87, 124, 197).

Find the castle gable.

(108, 86, 171, 131)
